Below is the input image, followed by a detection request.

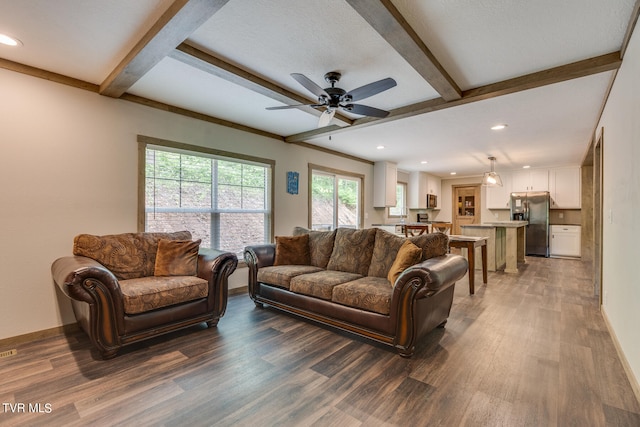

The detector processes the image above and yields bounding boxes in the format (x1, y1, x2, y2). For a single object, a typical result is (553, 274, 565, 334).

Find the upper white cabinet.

(549, 166, 581, 209)
(426, 174, 441, 203)
(486, 171, 512, 209)
(486, 166, 580, 209)
(408, 172, 441, 209)
(408, 172, 426, 209)
(373, 161, 397, 207)
(512, 169, 549, 192)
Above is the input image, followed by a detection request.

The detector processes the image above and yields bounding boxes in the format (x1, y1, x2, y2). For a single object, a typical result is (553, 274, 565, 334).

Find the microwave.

(426, 194, 437, 208)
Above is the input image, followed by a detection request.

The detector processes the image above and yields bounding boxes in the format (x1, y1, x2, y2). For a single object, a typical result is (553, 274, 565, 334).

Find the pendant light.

(482, 156, 503, 187)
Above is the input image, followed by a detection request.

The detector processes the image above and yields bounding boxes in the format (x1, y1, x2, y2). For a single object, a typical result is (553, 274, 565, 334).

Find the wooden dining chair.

(431, 222, 452, 235)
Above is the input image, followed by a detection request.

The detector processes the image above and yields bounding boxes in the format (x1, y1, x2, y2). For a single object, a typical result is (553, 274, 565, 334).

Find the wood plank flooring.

(2, 257, 640, 426)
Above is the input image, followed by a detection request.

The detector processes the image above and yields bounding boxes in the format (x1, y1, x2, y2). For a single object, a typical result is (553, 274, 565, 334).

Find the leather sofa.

(52, 231, 237, 359)
(244, 227, 468, 357)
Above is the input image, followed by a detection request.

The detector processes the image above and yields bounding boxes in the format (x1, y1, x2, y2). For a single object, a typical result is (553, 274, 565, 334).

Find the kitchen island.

(460, 221, 527, 273)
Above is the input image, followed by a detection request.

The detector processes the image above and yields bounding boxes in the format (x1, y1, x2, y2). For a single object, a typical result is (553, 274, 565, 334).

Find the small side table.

(448, 235, 488, 295)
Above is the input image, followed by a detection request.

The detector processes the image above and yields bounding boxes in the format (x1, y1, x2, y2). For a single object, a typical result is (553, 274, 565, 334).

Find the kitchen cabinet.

(486, 171, 512, 209)
(426, 174, 441, 206)
(408, 172, 441, 209)
(550, 225, 581, 257)
(373, 161, 397, 207)
(408, 172, 426, 209)
(512, 169, 548, 192)
(549, 166, 581, 209)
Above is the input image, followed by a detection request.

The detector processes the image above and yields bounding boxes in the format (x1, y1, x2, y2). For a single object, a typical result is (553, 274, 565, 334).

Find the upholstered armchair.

(52, 231, 238, 359)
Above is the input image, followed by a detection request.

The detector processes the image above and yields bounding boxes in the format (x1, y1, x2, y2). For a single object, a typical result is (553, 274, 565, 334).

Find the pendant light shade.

(482, 156, 503, 187)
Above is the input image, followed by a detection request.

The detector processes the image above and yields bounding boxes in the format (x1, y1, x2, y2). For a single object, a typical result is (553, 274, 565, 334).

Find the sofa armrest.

(197, 248, 238, 315)
(244, 244, 275, 301)
(243, 244, 276, 268)
(52, 256, 123, 305)
(52, 256, 126, 352)
(389, 253, 468, 356)
(393, 254, 468, 296)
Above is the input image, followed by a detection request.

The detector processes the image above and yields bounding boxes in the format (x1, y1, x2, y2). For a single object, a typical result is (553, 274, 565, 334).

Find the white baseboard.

(601, 308, 640, 404)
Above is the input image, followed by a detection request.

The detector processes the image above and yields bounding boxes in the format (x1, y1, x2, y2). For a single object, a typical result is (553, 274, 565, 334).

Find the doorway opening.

(594, 129, 604, 303)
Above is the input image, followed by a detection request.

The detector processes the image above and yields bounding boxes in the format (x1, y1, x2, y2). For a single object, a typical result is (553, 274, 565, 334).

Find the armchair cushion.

(154, 239, 201, 276)
(119, 275, 208, 314)
(73, 231, 192, 280)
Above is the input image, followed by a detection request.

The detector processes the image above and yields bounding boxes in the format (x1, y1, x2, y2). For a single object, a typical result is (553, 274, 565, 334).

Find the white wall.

(597, 23, 640, 385)
(0, 69, 381, 340)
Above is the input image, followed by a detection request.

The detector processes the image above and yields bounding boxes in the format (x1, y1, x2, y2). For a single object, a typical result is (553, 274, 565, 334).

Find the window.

(389, 182, 407, 218)
(309, 164, 363, 230)
(139, 136, 273, 257)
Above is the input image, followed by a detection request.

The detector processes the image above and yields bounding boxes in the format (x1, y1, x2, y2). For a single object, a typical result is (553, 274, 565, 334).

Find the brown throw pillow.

(274, 234, 310, 265)
(387, 240, 423, 285)
(154, 239, 201, 276)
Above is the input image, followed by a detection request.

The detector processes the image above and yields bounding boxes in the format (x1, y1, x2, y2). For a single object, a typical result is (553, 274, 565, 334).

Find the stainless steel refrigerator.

(510, 191, 550, 257)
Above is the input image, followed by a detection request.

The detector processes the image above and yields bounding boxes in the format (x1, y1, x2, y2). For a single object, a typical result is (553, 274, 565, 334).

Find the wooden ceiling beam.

(346, 0, 461, 101)
(285, 52, 622, 143)
(99, 0, 229, 97)
(621, 0, 640, 58)
(169, 43, 354, 126)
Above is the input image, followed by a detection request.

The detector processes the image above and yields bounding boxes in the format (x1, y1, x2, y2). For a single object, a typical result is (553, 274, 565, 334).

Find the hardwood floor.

(2, 257, 640, 426)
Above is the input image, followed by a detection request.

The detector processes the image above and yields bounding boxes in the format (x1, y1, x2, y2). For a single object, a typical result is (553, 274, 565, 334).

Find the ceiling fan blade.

(343, 104, 390, 118)
(291, 73, 330, 100)
(317, 109, 336, 128)
(343, 77, 397, 102)
(266, 103, 322, 110)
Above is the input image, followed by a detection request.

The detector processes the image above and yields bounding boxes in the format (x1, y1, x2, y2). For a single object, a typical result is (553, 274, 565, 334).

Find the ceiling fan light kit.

(267, 71, 397, 127)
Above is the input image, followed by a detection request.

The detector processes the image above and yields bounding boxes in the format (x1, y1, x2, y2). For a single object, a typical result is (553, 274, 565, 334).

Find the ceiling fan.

(267, 72, 397, 127)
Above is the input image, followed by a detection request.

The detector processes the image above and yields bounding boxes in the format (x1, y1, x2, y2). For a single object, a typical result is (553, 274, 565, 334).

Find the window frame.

(388, 181, 408, 218)
(308, 163, 364, 230)
(138, 135, 275, 254)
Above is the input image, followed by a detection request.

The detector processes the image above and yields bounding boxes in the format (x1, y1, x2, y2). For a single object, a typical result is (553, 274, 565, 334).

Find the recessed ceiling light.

(450, 172, 457, 175)
(376, 145, 385, 150)
(420, 160, 428, 164)
(491, 124, 507, 130)
(523, 165, 531, 169)
(0, 33, 22, 47)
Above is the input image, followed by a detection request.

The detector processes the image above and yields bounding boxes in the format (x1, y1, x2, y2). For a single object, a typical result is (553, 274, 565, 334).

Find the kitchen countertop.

(372, 221, 452, 226)
(461, 221, 528, 228)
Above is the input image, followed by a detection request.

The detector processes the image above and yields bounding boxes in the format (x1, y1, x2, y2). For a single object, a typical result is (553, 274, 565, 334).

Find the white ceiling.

(1, 0, 637, 177)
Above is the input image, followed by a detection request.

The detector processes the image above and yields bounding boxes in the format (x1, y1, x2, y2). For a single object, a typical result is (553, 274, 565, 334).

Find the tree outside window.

(310, 165, 363, 230)
(389, 182, 407, 219)
(141, 139, 273, 257)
